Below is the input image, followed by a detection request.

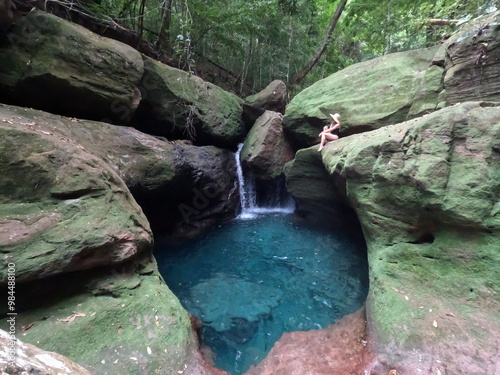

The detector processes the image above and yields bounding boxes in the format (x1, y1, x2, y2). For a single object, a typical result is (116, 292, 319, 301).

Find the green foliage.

(77, 0, 499, 95)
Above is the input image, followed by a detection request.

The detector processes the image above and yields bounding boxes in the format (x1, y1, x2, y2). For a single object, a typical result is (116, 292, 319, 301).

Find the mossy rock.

(0, 104, 238, 237)
(134, 57, 245, 148)
(286, 102, 500, 373)
(0, 10, 144, 123)
(0, 108, 152, 283)
(0, 256, 202, 375)
(282, 46, 442, 148)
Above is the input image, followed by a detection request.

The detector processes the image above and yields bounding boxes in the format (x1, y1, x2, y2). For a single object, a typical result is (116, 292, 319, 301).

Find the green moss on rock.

(134, 57, 245, 148)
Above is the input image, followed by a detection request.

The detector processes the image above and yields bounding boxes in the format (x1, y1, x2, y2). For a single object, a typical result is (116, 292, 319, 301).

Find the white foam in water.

(234, 144, 295, 220)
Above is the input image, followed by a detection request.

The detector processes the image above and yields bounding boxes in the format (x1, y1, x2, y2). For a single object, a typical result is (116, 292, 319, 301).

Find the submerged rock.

(286, 102, 500, 374)
(241, 110, 294, 180)
(188, 273, 283, 332)
(0, 10, 144, 123)
(245, 308, 371, 375)
(133, 57, 245, 148)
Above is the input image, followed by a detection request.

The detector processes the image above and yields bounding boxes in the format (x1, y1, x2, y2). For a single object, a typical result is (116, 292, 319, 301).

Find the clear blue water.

(156, 213, 368, 374)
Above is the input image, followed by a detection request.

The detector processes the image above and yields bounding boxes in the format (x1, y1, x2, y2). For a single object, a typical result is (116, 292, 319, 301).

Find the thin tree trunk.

(155, 0, 173, 53)
(137, 0, 147, 45)
(292, 0, 346, 85)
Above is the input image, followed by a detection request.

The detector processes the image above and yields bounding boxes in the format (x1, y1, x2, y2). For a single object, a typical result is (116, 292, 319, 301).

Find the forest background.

(12, 0, 499, 96)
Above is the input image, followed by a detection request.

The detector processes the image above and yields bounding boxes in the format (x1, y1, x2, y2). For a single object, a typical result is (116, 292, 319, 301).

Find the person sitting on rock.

(318, 113, 340, 151)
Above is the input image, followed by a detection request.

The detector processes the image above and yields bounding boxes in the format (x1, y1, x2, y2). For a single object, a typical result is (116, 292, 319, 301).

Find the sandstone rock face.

(0, 107, 152, 283)
(442, 12, 500, 105)
(242, 80, 287, 126)
(0, 11, 144, 123)
(285, 102, 500, 374)
(0, 104, 238, 236)
(283, 46, 442, 147)
(134, 57, 245, 148)
(240, 111, 293, 180)
(0, 328, 92, 374)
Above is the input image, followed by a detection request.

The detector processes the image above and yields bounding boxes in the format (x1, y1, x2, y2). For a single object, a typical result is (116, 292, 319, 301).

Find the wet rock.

(241, 110, 294, 180)
(0, 10, 144, 123)
(133, 57, 245, 148)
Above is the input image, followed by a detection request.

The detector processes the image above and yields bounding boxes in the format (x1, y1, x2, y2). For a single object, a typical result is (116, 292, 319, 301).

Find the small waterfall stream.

(235, 143, 294, 219)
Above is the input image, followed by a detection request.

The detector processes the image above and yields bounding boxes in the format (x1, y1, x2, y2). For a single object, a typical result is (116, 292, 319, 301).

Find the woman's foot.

(318, 146, 323, 151)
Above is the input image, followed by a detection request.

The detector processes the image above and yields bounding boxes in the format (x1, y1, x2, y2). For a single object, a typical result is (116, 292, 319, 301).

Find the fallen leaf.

(114, 359, 119, 365)
(446, 312, 455, 317)
(147, 346, 152, 355)
(21, 323, 35, 331)
(101, 360, 106, 364)
(60, 312, 86, 323)
(433, 320, 438, 328)
(437, 369, 442, 375)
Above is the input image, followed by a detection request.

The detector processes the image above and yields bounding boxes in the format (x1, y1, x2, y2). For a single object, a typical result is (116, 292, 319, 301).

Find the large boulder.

(0, 108, 152, 283)
(285, 102, 500, 374)
(0, 254, 223, 375)
(0, 328, 92, 374)
(282, 46, 443, 147)
(442, 11, 500, 105)
(240, 111, 293, 180)
(242, 80, 287, 127)
(0, 10, 144, 123)
(0, 104, 238, 236)
(0, 104, 233, 374)
(133, 57, 245, 149)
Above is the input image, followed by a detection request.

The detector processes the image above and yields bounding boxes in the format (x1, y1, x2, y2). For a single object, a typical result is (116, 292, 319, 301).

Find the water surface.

(156, 214, 368, 374)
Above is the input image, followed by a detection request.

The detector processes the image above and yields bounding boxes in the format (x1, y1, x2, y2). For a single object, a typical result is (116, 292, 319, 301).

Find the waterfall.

(235, 144, 295, 219)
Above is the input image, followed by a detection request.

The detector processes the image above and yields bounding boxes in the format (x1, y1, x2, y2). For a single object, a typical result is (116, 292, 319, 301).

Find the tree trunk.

(137, 0, 147, 46)
(155, 0, 173, 53)
(292, 0, 346, 85)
